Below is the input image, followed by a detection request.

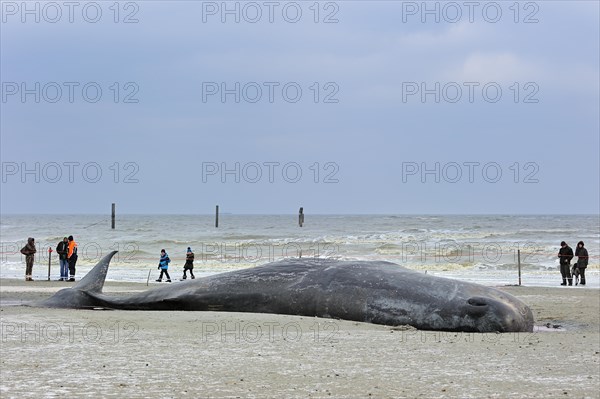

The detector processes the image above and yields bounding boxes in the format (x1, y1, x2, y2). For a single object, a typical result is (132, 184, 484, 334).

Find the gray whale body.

(38, 251, 534, 332)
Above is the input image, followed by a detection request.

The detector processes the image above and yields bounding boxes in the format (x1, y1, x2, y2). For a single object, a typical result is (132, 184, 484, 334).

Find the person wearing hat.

(574, 241, 588, 285)
(557, 241, 574, 286)
(156, 249, 172, 282)
(182, 247, 195, 280)
(20, 237, 36, 281)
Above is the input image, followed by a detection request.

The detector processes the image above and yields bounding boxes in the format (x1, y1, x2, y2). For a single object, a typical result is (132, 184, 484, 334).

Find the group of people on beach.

(20, 236, 78, 281)
(558, 241, 588, 286)
(155, 247, 195, 282)
(56, 236, 78, 281)
(21, 237, 195, 283)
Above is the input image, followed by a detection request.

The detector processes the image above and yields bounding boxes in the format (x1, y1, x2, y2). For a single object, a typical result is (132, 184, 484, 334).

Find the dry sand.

(1, 279, 599, 399)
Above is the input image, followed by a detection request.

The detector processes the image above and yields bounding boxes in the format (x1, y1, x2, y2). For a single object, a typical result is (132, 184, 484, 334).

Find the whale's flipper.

(71, 250, 118, 293)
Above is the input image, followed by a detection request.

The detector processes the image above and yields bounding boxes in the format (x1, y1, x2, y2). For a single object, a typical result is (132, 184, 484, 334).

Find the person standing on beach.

(156, 249, 171, 282)
(20, 237, 36, 281)
(182, 247, 195, 280)
(558, 241, 574, 286)
(575, 241, 588, 286)
(67, 235, 78, 282)
(56, 237, 69, 281)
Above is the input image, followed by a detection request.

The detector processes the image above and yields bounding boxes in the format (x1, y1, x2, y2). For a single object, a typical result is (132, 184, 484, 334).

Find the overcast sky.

(1, 1, 598, 214)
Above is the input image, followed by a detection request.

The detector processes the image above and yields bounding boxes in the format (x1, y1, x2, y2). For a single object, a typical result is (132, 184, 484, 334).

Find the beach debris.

(545, 323, 562, 329)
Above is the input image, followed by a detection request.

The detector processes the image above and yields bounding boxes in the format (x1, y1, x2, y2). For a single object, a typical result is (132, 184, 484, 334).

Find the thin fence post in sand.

(299, 207, 304, 227)
(111, 203, 116, 229)
(215, 205, 219, 228)
(518, 249, 522, 286)
(47, 247, 52, 281)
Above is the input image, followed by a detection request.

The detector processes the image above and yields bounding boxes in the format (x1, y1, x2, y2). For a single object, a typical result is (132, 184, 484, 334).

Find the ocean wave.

(375, 244, 403, 255)
(222, 234, 270, 240)
(146, 239, 196, 247)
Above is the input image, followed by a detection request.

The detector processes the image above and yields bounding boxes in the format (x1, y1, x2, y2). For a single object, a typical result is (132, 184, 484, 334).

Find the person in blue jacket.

(156, 249, 171, 282)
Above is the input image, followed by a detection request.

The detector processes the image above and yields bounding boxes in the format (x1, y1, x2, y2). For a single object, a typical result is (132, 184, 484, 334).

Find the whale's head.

(364, 267, 535, 333)
(382, 285, 535, 333)
(314, 260, 535, 333)
(404, 272, 536, 333)
(459, 289, 535, 333)
(412, 279, 535, 333)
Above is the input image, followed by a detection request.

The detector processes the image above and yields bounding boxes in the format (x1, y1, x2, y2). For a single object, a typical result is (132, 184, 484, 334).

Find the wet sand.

(1, 279, 599, 398)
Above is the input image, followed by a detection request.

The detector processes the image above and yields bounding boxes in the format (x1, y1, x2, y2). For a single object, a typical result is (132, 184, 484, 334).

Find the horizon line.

(1, 212, 599, 217)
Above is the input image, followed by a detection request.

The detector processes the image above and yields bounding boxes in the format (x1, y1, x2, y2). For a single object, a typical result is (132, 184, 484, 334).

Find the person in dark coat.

(575, 241, 588, 286)
(182, 247, 195, 280)
(558, 241, 574, 286)
(56, 237, 69, 281)
(67, 235, 78, 282)
(20, 237, 36, 281)
(156, 249, 171, 282)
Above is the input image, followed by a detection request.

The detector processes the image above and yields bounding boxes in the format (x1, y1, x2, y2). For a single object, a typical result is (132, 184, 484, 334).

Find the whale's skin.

(37, 251, 534, 332)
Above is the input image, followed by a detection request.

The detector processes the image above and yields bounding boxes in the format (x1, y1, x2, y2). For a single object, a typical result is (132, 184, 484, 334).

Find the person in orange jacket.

(67, 235, 78, 282)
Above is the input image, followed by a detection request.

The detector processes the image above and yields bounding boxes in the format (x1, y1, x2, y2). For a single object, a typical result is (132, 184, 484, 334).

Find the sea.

(1, 214, 598, 288)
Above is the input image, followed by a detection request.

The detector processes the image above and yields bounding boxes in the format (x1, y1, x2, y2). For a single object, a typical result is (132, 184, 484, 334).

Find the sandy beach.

(1, 279, 599, 398)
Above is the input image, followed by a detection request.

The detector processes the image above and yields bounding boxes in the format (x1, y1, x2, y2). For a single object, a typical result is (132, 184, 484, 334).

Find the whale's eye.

(467, 297, 488, 307)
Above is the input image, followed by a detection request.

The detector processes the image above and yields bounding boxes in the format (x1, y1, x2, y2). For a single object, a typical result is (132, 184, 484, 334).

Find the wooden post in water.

(298, 207, 304, 227)
(47, 247, 52, 281)
(111, 203, 116, 229)
(517, 249, 522, 286)
(215, 205, 219, 228)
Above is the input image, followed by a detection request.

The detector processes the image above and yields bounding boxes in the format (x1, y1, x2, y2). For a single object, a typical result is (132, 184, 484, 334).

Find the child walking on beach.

(20, 237, 36, 281)
(182, 247, 195, 280)
(156, 249, 171, 282)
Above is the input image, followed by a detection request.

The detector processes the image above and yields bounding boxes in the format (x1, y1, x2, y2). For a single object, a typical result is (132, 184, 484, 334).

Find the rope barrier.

(83, 219, 108, 229)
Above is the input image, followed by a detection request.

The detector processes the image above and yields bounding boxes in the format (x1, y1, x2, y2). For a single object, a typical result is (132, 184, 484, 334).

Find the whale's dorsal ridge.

(71, 250, 118, 293)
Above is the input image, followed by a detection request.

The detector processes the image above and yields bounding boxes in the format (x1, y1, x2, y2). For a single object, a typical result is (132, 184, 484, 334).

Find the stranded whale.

(37, 251, 534, 332)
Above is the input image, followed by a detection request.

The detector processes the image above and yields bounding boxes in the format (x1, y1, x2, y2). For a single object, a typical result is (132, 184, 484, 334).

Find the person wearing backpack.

(56, 237, 69, 281)
(20, 237, 36, 281)
(67, 235, 78, 282)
